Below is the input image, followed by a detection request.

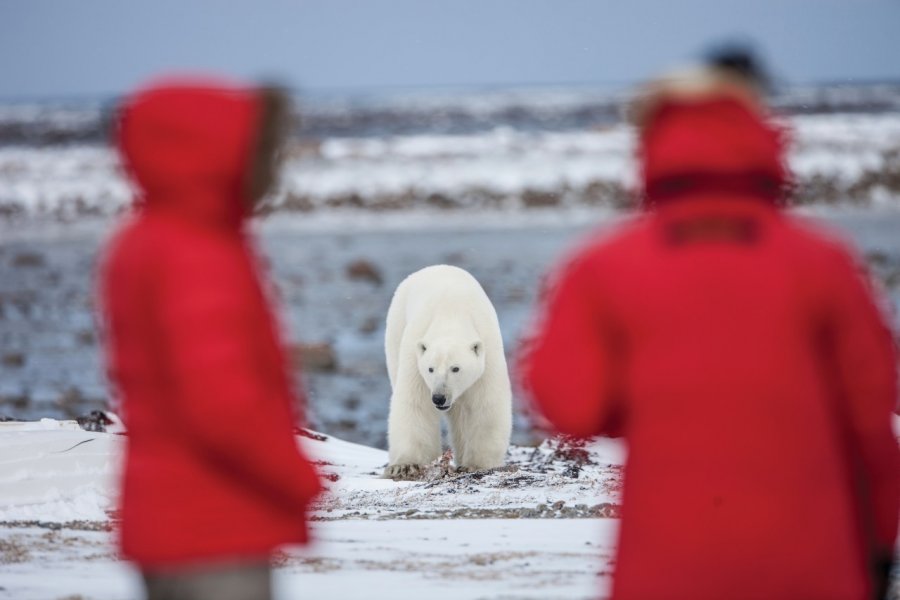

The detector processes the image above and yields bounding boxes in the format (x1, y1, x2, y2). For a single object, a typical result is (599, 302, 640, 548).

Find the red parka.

(523, 86, 899, 599)
(102, 81, 323, 568)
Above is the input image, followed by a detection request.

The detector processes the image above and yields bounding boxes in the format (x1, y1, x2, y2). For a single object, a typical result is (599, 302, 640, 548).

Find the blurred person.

(101, 79, 323, 600)
(521, 53, 899, 600)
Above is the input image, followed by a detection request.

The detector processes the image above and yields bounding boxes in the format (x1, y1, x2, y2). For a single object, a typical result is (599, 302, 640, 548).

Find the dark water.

(0, 220, 594, 447)
(1, 212, 898, 448)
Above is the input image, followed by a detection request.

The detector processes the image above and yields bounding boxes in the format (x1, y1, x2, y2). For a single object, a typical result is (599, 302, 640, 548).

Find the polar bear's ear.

(418, 342, 427, 354)
(471, 342, 481, 357)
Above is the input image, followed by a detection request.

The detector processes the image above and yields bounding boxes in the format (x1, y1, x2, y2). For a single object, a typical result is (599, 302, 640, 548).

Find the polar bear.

(383, 265, 512, 480)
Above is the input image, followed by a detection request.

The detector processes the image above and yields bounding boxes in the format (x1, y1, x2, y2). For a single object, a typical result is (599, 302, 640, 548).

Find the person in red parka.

(101, 79, 323, 599)
(522, 55, 899, 600)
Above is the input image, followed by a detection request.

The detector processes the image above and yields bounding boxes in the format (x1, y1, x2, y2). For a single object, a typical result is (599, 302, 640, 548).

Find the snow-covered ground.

(1, 519, 616, 600)
(2, 419, 898, 599)
(2, 112, 900, 220)
(0, 419, 623, 600)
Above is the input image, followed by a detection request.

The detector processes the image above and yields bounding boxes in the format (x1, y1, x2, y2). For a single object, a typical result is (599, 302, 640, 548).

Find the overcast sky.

(1, 1, 899, 99)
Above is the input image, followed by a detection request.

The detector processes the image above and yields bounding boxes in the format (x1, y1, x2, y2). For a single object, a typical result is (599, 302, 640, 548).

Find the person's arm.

(157, 240, 322, 512)
(825, 248, 899, 594)
(521, 253, 624, 438)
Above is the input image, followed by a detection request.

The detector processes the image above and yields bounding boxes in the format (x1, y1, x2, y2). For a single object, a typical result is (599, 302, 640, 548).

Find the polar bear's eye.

(428, 367, 434, 373)
(451, 366, 460, 373)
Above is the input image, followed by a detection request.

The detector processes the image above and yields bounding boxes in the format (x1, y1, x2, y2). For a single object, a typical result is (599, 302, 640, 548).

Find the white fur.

(384, 265, 512, 477)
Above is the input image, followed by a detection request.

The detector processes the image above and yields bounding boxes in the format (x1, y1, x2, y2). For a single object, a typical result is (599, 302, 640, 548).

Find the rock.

(1, 352, 25, 368)
(866, 250, 890, 267)
(11, 252, 45, 268)
(281, 193, 316, 213)
(425, 193, 458, 209)
(56, 388, 87, 416)
(75, 329, 95, 346)
(76, 410, 114, 433)
(506, 286, 528, 303)
(358, 315, 380, 335)
(289, 343, 338, 372)
(443, 252, 467, 265)
(345, 259, 383, 286)
(326, 193, 365, 209)
(0, 393, 29, 409)
(521, 189, 560, 208)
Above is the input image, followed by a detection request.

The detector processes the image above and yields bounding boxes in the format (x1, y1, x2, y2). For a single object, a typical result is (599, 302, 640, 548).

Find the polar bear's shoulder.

(401, 265, 487, 302)
(404, 264, 478, 286)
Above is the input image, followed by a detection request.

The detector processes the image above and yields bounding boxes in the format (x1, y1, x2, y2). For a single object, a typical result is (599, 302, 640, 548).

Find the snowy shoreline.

(0, 419, 622, 599)
(2, 111, 900, 223)
(2, 418, 898, 599)
(0, 419, 625, 525)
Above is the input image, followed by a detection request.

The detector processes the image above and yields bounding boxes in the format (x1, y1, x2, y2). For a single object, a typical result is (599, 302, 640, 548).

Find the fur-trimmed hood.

(117, 78, 288, 229)
(630, 67, 788, 207)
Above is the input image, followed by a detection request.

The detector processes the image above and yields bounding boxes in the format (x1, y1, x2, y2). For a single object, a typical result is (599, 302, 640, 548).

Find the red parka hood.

(633, 69, 788, 207)
(117, 79, 261, 229)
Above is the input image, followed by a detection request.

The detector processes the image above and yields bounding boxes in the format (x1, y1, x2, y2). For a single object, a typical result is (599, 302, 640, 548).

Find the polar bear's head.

(416, 337, 485, 411)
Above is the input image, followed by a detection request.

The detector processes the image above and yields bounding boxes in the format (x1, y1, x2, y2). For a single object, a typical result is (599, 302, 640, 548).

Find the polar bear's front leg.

(447, 393, 511, 471)
(385, 382, 441, 480)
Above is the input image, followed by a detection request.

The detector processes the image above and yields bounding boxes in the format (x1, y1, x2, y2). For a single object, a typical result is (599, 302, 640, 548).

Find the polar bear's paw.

(383, 463, 426, 481)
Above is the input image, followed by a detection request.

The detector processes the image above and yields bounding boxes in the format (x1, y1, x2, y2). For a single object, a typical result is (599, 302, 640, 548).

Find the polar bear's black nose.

(432, 394, 447, 407)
